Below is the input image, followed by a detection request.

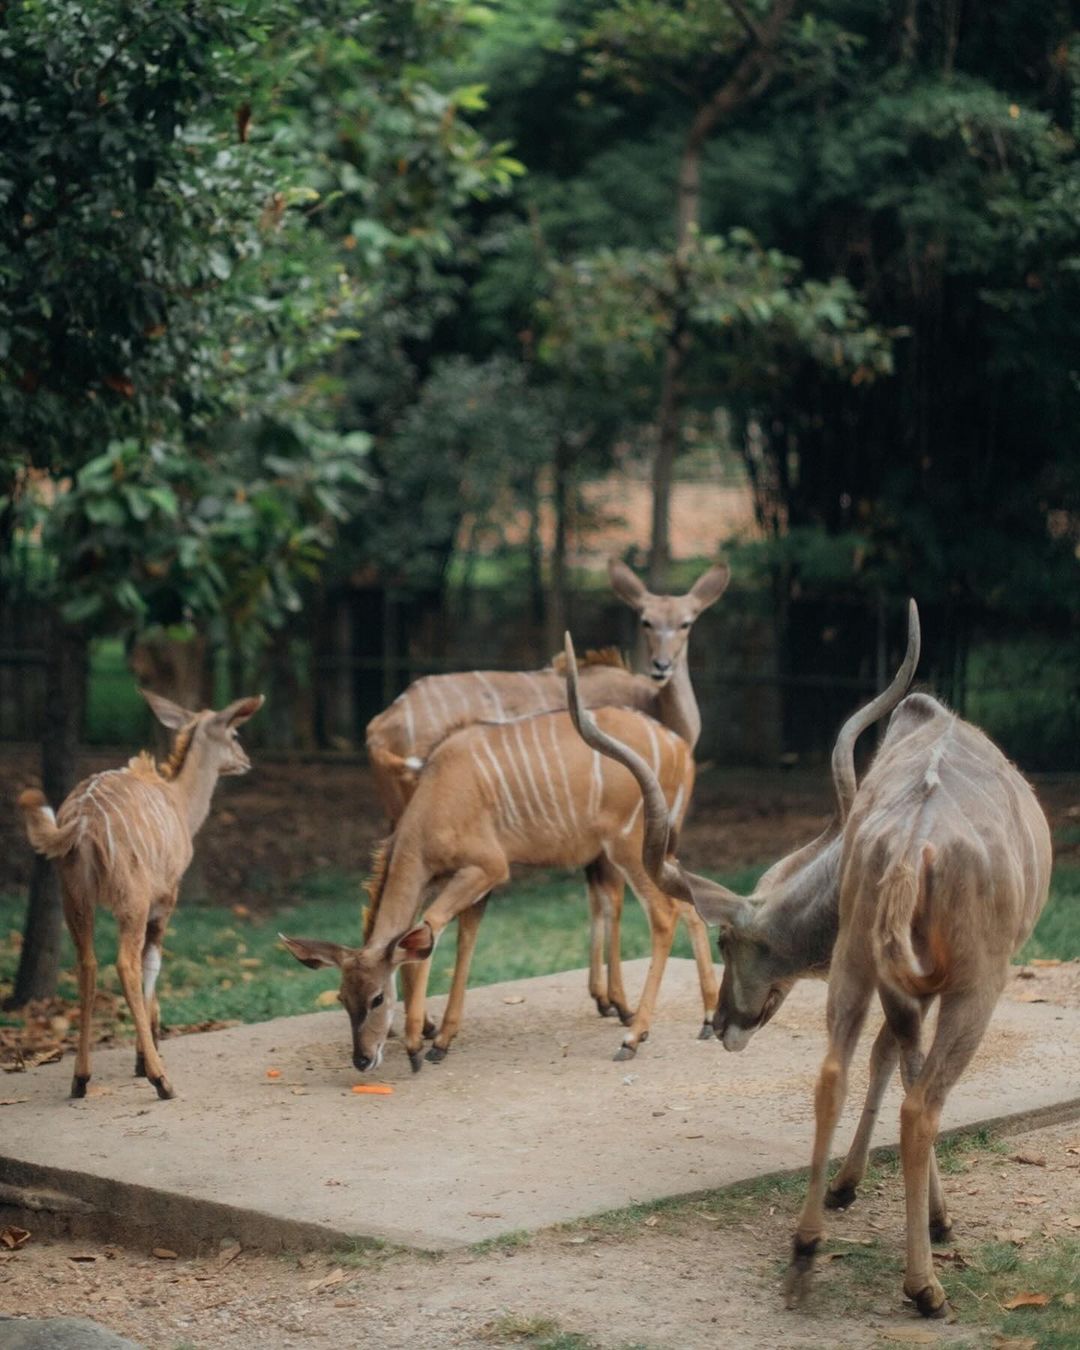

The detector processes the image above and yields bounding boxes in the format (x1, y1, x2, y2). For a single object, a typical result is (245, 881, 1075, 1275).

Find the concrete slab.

(1, 960, 1078, 1254)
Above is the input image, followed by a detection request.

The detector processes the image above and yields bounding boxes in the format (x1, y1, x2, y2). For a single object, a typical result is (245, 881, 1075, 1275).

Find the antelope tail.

(873, 842, 946, 996)
(17, 789, 80, 860)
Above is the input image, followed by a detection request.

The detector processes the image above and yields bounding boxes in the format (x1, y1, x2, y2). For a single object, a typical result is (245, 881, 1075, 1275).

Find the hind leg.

(826, 1017, 899, 1209)
(62, 886, 96, 1098)
(116, 910, 174, 1100)
(135, 901, 172, 1077)
(586, 858, 630, 1022)
(679, 900, 719, 1038)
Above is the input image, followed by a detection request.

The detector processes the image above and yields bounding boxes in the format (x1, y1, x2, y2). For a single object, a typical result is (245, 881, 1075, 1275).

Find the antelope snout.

(354, 1051, 374, 1072)
(650, 659, 672, 682)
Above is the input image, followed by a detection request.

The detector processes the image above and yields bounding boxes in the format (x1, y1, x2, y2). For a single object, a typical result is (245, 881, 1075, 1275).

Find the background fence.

(3, 581, 1079, 772)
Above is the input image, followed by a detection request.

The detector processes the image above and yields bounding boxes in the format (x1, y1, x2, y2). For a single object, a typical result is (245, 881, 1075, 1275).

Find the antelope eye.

(370, 993, 384, 1010)
(641, 619, 652, 629)
(680, 621, 691, 630)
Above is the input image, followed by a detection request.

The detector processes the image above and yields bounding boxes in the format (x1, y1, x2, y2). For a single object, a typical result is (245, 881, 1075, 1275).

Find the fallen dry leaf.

(992, 1338, 1038, 1350)
(351, 1084, 392, 1095)
(68, 1253, 97, 1263)
(1014, 1196, 1046, 1207)
(1002, 1292, 1051, 1311)
(216, 1241, 241, 1269)
(1013, 991, 1048, 1003)
(1028, 958, 1061, 967)
(315, 989, 339, 1007)
(0, 1098, 29, 1107)
(1010, 1153, 1047, 1167)
(879, 1329, 937, 1344)
(290, 1087, 308, 1096)
(231, 904, 251, 919)
(152, 1247, 178, 1260)
(819, 1251, 848, 1264)
(502, 995, 525, 1005)
(1062, 1292, 1076, 1308)
(306, 1268, 347, 1293)
(643, 1214, 659, 1228)
(0, 1227, 30, 1251)
(996, 1229, 1031, 1245)
(932, 1249, 968, 1268)
(467, 1211, 502, 1219)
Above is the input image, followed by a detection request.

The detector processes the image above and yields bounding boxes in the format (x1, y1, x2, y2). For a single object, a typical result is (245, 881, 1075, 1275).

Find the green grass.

(480, 1314, 604, 1349)
(1, 860, 1075, 1029)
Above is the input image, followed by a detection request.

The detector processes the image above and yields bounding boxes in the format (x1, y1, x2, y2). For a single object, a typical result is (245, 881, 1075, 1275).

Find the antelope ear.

(686, 562, 730, 612)
(390, 923, 435, 965)
(608, 558, 650, 609)
(140, 689, 196, 731)
(688, 881, 753, 931)
(214, 695, 265, 728)
(279, 934, 353, 969)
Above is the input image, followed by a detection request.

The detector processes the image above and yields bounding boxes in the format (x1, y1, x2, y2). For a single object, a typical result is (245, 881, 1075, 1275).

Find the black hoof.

(408, 1049, 424, 1074)
(134, 1052, 146, 1078)
(929, 1218, 953, 1244)
(150, 1075, 175, 1101)
(616, 1005, 635, 1027)
(825, 1182, 858, 1210)
(697, 1020, 715, 1041)
(912, 1287, 950, 1319)
(613, 1043, 637, 1062)
(422, 1019, 437, 1040)
(425, 1044, 448, 1064)
(595, 998, 616, 1019)
(70, 1074, 90, 1099)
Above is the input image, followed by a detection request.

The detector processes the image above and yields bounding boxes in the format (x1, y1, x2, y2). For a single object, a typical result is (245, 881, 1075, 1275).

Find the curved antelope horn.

(563, 632, 693, 903)
(830, 598, 921, 821)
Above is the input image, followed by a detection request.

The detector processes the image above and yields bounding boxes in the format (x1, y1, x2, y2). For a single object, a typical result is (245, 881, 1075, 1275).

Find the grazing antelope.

(366, 558, 729, 1037)
(17, 691, 263, 1099)
(566, 606, 1053, 1320)
(282, 701, 718, 1070)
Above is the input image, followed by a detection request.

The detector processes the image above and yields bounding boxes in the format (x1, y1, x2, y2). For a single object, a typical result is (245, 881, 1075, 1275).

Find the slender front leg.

(826, 1018, 899, 1208)
(785, 959, 873, 1308)
(63, 889, 96, 1099)
(615, 874, 678, 1060)
(116, 918, 174, 1100)
(585, 860, 612, 1016)
(402, 863, 506, 1069)
(427, 895, 489, 1063)
(679, 901, 719, 1038)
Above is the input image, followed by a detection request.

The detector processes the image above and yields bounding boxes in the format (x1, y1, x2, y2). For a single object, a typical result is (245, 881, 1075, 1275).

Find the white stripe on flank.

(547, 715, 577, 833)
(620, 798, 644, 836)
(514, 721, 555, 830)
(480, 738, 522, 831)
(474, 672, 505, 720)
(524, 671, 549, 715)
(427, 677, 453, 727)
(501, 727, 536, 825)
(416, 681, 436, 741)
(530, 717, 569, 834)
(94, 779, 143, 866)
(403, 695, 416, 754)
(643, 717, 661, 775)
(589, 750, 603, 820)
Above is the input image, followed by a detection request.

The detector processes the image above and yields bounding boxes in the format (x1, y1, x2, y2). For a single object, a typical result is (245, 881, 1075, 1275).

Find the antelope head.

(564, 599, 921, 1051)
(608, 558, 730, 686)
(141, 690, 265, 777)
(279, 925, 433, 1073)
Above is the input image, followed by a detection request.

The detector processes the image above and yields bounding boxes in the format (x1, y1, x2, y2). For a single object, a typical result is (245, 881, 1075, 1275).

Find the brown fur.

(17, 694, 262, 1100)
(549, 645, 629, 675)
(363, 838, 394, 942)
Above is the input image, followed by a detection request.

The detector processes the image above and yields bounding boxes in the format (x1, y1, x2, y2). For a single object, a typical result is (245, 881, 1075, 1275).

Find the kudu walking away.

(18, 690, 263, 1099)
(564, 603, 1051, 1320)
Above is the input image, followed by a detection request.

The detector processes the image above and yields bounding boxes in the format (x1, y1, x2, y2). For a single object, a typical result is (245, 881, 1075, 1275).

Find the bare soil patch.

(1, 1118, 1077, 1349)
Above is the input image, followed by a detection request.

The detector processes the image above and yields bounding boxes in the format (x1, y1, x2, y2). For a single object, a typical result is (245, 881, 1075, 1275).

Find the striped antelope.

(282, 701, 718, 1070)
(366, 558, 730, 1040)
(17, 691, 263, 1099)
(566, 606, 1053, 1320)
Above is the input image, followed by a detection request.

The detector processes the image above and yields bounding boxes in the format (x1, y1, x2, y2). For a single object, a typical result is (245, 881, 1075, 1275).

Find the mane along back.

(549, 646, 629, 676)
(157, 722, 197, 781)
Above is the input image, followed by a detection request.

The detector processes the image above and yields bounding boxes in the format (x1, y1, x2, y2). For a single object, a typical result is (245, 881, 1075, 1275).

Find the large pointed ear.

(214, 695, 265, 728)
(389, 923, 434, 965)
(686, 562, 731, 613)
(140, 688, 196, 731)
(687, 879, 753, 932)
(279, 934, 353, 969)
(608, 558, 650, 610)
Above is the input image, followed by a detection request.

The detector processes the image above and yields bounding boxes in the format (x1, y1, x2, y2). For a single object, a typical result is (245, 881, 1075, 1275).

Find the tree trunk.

(6, 616, 86, 1008)
(648, 317, 689, 591)
(544, 439, 571, 661)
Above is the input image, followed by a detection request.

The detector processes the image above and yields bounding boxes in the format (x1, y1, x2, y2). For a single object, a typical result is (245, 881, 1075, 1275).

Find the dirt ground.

(0, 1116, 1077, 1350)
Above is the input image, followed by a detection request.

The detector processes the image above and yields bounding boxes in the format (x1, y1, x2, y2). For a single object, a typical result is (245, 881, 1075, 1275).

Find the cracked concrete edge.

(2, 1094, 1077, 1259)
(0, 1156, 426, 1258)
